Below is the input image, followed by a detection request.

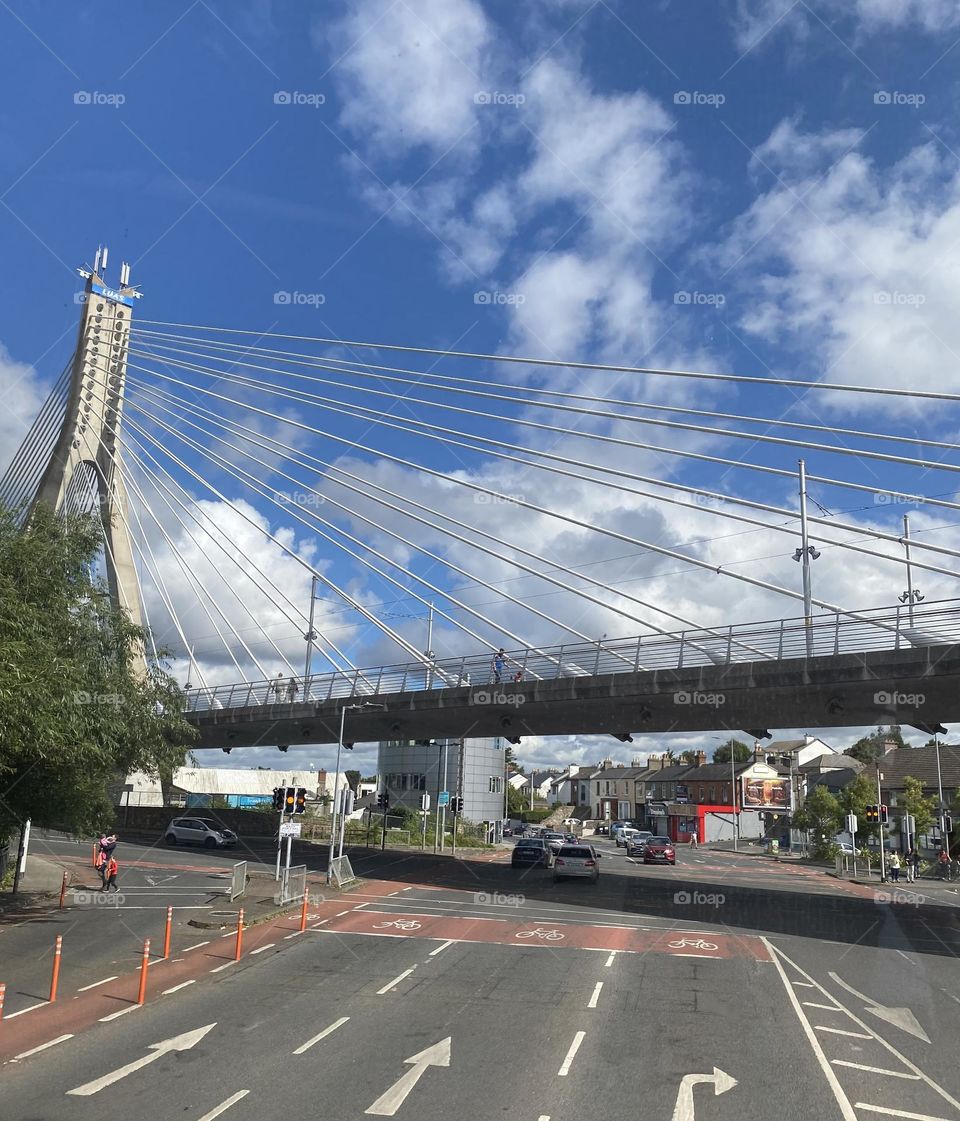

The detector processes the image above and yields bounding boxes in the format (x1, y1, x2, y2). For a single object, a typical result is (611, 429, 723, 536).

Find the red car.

(643, 837, 676, 865)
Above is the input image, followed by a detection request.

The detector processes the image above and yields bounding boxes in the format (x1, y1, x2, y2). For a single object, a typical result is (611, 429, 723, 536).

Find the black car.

(511, 838, 552, 868)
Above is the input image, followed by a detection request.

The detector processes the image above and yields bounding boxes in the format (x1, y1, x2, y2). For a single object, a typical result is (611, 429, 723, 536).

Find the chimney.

(804, 734, 815, 746)
(696, 750, 706, 766)
(883, 738, 899, 755)
(754, 744, 765, 762)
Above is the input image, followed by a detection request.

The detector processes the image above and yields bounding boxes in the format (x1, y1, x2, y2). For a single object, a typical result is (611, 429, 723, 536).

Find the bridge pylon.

(28, 246, 144, 629)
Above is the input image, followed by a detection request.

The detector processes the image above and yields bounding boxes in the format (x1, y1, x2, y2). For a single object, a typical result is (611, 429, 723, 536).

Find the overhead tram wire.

(131, 327, 960, 460)
(135, 319, 960, 403)
(127, 337, 960, 477)
(127, 346, 960, 522)
(124, 380, 776, 662)
(124, 362, 960, 591)
(121, 362, 916, 626)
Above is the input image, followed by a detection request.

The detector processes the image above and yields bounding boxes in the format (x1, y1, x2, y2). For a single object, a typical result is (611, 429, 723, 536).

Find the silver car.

(164, 817, 238, 848)
(553, 844, 602, 882)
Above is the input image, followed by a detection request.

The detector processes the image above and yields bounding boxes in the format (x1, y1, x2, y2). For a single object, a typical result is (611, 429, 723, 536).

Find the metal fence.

(185, 597, 960, 714)
(230, 860, 247, 902)
(276, 864, 307, 904)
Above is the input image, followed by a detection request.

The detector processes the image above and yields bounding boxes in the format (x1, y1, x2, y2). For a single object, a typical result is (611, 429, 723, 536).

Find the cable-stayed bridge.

(3, 247, 960, 751)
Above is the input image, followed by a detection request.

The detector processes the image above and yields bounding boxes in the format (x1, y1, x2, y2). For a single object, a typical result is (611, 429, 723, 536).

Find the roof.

(807, 769, 861, 791)
(799, 753, 865, 774)
(878, 745, 960, 789)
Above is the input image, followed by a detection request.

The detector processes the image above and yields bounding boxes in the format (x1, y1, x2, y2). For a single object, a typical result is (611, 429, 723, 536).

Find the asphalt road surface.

(3, 833, 959, 1121)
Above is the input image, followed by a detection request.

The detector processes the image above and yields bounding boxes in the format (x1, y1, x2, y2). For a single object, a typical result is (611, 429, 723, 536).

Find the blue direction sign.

(438, 791, 450, 807)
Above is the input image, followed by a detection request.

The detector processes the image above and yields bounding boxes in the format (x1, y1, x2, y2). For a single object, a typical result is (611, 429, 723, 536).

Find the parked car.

(553, 844, 602, 882)
(164, 817, 238, 848)
(625, 831, 655, 856)
(642, 837, 676, 865)
(542, 831, 566, 853)
(511, 838, 552, 868)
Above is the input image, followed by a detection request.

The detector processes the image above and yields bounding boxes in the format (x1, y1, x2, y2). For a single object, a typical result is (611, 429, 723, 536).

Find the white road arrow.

(671, 1067, 738, 1121)
(829, 972, 931, 1043)
(144, 874, 177, 886)
(365, 1037, 451, 1116)
(67, 1024, 216, 1096)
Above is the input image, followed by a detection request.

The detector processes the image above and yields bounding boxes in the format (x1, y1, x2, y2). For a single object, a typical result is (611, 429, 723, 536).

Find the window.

(489, 776, 503, 794)
(698, 786, 705, 801)
(709, 785, 716, 801)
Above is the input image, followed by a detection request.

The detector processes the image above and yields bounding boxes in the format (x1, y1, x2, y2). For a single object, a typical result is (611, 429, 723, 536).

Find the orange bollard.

(137, 938, 150, 1005)
(234, 908, 244, 961)
(49, 935, 63, 1002)
(91, 843, 97, 868)
(0, 982, 6, 1021)
(299, 890, 309, 933)
(162, 906, 172, 960)
(59, 870, 68, 910)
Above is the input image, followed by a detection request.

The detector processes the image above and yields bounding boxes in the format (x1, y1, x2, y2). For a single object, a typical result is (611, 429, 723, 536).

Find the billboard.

(740, 776, 791, 811)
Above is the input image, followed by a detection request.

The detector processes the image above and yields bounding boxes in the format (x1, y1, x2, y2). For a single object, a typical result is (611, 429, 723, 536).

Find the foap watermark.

(474, 290, 525, 306)
(278, 490, 325, 508)
(874, 889, 926, 906)
(74, 91, 125, 108)
(674, 290, 725, 306)
(274, 290, 326, 307)
(874, 290, 925, 306)
(274, 90, 325, 108)
(874, 690, 925, 707)
(674, 890, 725, 906)
(674, 90, 725, 108)
(73, 691, 124, 707)
(874, 491, 924, 507)
(73, 891, 126, 905)
(474, 492, 523, 505)
(475, 891, 525, 906)
(874, 91, 925, 108)
(473, 690, 525, 707)
(690, 491, 727, 508)
(674, 690, 725, 707)
(474, 90, 525, 107)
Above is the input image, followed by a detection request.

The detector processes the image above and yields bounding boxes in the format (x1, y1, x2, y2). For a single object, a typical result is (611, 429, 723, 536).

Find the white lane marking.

(815, 1026, 873, 1039)
(792, 981, 815, 988)
(803, 1002, 844, 1011)
(538, 1116, 551, 1121)
(828, 972, 931, 1043)
(211, 962, 236, 973)
(77, 976, 119, 992)
(557, 1031, 585, 1077)
(761, 939, 858, 1121)
(832, 1061, 919, 1080)
(69, 1025, 215, 1096)
(672, 953, 721, 959)
(184, 941, 211, 952)
(5, 1002, 47, 1019)
(292, 1015, 350, 1054)
(336, 910, 351, 917)
(196, 1089, 250, 1121)
(771, 943, 960, 1116)
(588, 982, 603, 1009)
(429, 940, 455, 956)
(311, 920, 329, 927)
(604, 952, 616, 967)
(377, 968, 416, 995)
(854, 1106, 952, 1121)
(98, 1005, 140, 1022)
(250, 943, 275, 955)
(163, 980, 197, 995)
(14, 1034, 73, 1059)
(284, 932, 303, 940)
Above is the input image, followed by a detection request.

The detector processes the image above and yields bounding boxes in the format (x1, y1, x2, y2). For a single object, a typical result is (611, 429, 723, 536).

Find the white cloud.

(0, 344, 49, 482)
(318, 0, 490, 156)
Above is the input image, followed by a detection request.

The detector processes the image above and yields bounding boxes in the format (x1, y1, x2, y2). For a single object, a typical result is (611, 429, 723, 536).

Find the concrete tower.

(29, 247, 144, 628)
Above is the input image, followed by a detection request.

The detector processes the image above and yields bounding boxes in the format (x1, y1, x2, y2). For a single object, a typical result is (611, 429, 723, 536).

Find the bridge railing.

(183, 598, 960, 713)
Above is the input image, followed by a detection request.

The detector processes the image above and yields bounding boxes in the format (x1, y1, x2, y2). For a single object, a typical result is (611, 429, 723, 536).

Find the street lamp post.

(731, 750, 738, 853)
(876, 764, 887, 883)
(327, 702, 385, 884)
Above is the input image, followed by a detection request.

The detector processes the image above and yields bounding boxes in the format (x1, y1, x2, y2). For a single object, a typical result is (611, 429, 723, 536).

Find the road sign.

(438, 791, 449, 807)
(845, 814, 857, 835)
(279, 821, 302, 838)
(68, 1025, 217, 1096)
(420, 793, 431, 811)
(366, 1037, 451, 1116)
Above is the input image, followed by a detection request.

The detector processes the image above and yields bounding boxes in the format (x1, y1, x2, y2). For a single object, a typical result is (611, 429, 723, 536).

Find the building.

(377, 737, 509, 841)
(548, 764, 592, 806)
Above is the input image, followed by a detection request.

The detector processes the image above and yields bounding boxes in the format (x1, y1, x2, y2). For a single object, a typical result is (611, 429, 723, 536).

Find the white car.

(616, 827, 643, 847)
(553, 844, 602, 881)
(164, 817, 238, 848)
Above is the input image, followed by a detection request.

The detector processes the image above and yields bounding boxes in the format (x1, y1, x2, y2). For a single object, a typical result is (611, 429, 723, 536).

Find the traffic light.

(451, 797, 463, 814)
(272, 787, 284, 812)
(294, 787, 307, 814)
(377, 792, 390, 810)
(879, 805, 889, 825)
(865, 805, 878, 823)
(943, 814, 953, 834)
(284, 787, 296, 814)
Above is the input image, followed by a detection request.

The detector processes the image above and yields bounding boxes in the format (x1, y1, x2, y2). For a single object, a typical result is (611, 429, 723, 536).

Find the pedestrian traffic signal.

(284, 788, 296, 814)
(272, 787, 285, 812)
(865, 805, 878, 823)
(294, 788, 307, 814)
(377, 792, 390, 809)
(941, 813, 953, 834)
(879, 804, 889, 825)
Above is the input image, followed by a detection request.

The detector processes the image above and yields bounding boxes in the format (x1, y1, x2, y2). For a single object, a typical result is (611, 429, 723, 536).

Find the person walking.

(286, 677, 300, 702)
(689, 831, 698, 848)
(492, 648, 508, 684)
(889, 850, 901, 883)
(906, 846, 920, 883)
(938, 848, 951, 880)
(102, 855, 119, 893)
(272, 672, 284, 701)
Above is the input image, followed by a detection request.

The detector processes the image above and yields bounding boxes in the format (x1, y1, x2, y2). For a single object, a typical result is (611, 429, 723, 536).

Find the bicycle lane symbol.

(515, 928, 565, 941)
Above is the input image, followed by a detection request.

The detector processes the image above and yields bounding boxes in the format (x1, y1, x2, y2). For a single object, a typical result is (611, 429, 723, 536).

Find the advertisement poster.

(740, 776, 791, 811)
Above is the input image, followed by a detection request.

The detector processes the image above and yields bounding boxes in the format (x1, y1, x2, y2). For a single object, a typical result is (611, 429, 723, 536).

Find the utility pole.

(793, 458, 819, 658)
(731, 750, 738, 853)
(876, 764, 887, 883)
(303, 574, 318, 680)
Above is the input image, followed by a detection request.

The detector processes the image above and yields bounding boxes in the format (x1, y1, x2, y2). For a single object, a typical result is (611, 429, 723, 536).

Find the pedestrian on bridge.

(492, 649, 508, 683)
(272, 672, 284, 701)
(286, 677, 300, 702)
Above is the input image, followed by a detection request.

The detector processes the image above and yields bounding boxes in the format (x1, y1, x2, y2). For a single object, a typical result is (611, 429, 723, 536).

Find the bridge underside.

(187, 645, 960, 749)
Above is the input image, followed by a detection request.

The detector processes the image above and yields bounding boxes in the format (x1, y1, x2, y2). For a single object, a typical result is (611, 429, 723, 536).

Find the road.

(3, 832, 959, 1121)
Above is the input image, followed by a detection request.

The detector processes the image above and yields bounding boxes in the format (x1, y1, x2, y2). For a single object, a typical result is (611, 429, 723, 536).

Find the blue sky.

(2, 0, 959, 771)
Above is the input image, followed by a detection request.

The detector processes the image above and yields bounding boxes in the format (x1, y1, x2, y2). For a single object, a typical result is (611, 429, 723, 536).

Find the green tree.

(506, 783, 527, 817)
(344, 769, 361, 792)
(847, 726, 905, 765)
(792, 785, 842, 858)
(838, 773, 881, 843)
(0, 505, 194, 844)
(899, 776, 938, 837)
(504, 742, 521, 773)
(712, 739, 751, 764)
